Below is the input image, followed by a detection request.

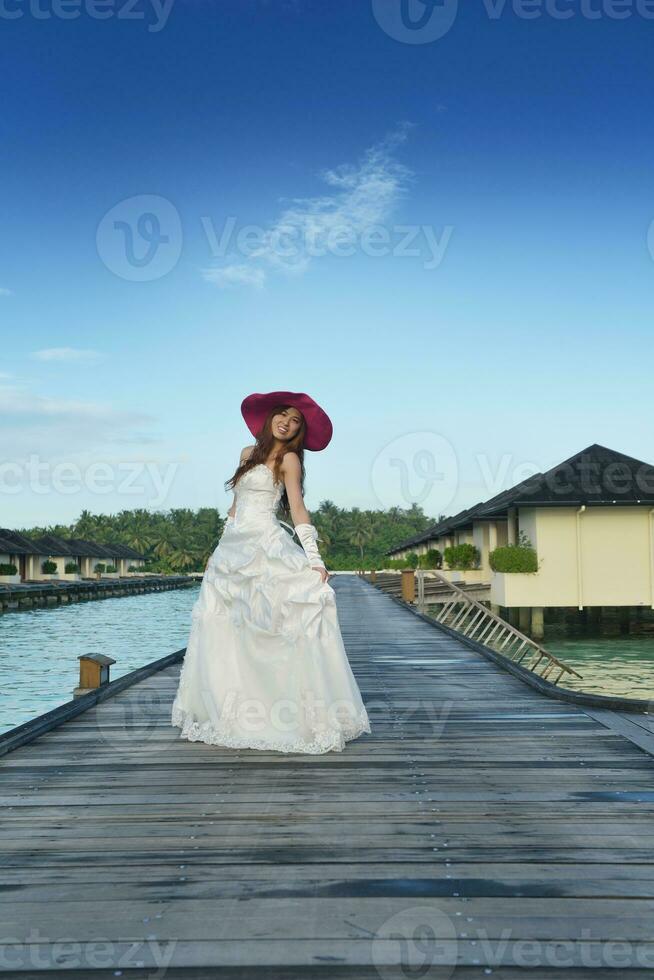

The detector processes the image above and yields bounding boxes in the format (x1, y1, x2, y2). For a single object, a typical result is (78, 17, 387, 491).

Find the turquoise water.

(546, 636, 654, 700)
(0, 586, 199, 735)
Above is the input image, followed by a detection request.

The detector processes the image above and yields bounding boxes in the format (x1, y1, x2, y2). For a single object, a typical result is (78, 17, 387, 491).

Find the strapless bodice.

(233, 463, 283, 524)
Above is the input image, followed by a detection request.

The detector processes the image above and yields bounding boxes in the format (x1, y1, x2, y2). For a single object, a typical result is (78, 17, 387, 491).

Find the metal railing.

(370, 569, 582, 686)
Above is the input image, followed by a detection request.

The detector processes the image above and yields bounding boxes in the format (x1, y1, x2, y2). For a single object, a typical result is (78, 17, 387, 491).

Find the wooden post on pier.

(531, 607, 545, 641)
(401, 568, 415, 603)
(74, 653, 116, 697)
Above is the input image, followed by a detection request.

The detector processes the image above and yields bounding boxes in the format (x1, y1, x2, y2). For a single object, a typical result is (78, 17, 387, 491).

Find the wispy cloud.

(202, 264, 266, 290)
(0, 287, 12, 297)
(0, 378, 156, 456)
(30, 347, 104, 364)
(203, 123, 414, 288)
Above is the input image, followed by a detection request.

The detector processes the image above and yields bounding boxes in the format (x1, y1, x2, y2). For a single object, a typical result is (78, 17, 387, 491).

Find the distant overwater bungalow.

(386, 444, 654, 640)
(0, 530, 146, 583)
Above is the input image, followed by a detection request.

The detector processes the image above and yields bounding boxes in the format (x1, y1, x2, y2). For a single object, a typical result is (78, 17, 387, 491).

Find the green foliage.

(94, 563, 106, 574)
(127, 565, 141, 572)
(0, 563, 17, 576)
(490, 541, 538, 573)
(64, 562, 80, 574)
(418, 548, 442, 570)
(41, 560, 57, 574)
(21, 507, 226, 575)
(443, 543, 480, 570)
(18, 500, 438, 574)
(105, 565, 118, 573)
(404, 552, 419, 569)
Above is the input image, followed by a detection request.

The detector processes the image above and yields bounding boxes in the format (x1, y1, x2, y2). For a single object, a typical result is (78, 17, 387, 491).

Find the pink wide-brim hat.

(241, 391, 333, 452)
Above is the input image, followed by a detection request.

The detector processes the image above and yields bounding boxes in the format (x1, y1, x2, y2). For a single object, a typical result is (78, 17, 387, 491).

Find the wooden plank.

(1, 574, 654, 976)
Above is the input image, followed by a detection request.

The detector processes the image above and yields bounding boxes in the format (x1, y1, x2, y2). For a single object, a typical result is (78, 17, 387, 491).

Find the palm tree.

(121, 512, 155, 554)
(347, 510, 375, 564)
(168, 539, 199, 571)
(314, 516, 336, 560)
(74, 509, 99, 540)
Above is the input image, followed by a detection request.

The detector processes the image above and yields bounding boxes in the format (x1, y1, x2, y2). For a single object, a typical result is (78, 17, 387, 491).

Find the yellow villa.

(386, 444, 654, 637)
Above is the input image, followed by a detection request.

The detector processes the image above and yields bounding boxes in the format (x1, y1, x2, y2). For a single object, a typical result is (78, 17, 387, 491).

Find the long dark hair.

(224, 403, 307, 520)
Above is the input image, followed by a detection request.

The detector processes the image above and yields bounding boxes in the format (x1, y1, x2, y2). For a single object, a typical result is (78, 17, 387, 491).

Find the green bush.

(128, 565, 140, 572)
(386, 558, 411, 569)
(419, 548, 442, 569)
(490, 544, 538, 573)
(0, 563, 17, 576)
(94, 563, 106, 574)
(41, 560, 57, 574)
(405, 552, 419, 569)
(64, 562, 80, 574)
(105, 565, 118, 573)
(443, 543, 480, 570)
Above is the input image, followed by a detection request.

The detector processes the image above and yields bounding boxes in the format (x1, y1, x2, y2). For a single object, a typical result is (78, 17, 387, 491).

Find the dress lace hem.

(171, 702, 371, 755)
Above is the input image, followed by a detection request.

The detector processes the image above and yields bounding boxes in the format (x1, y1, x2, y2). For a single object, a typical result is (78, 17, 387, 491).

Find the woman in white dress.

(171, 390, 371, 754)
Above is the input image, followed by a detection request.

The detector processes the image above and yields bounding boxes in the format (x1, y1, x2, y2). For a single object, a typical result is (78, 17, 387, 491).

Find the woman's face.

(271, 407, 303, 442)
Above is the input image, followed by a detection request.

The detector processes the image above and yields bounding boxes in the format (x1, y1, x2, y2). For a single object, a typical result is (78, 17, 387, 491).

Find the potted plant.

(41, 558, 59, 579)
(489, 533, 538, 574)
(443, 543, 480, 571)
(0, 562, 19, 584)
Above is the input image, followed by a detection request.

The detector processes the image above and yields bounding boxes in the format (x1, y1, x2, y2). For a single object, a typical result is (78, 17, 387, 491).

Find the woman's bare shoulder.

(281, 451, 301, 475)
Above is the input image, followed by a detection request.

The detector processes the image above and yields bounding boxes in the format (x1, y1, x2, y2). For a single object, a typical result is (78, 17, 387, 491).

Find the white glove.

(294, 523, 325, 570)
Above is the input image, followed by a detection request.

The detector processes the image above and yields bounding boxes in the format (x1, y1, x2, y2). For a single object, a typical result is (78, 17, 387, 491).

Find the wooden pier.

(1, 575, 654, 977)
(0, 574, 196, 615)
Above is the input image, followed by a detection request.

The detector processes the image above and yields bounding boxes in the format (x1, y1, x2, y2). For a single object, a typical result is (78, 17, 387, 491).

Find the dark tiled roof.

(386, 444, 654, 555)
(104, 542, 146, 560)
(32, 535, 77, 557)
(0, 529, 45, 555)
(68, 538, 117, 558)
(1, 531, 146, 560)
(482, 443, 654, 510)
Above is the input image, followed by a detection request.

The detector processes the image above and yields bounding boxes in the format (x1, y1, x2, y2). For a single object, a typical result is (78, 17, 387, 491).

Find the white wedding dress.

(171, 463, 371, 753)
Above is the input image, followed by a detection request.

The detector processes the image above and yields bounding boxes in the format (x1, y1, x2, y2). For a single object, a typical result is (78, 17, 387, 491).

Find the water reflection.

(0, 586, 199, 734)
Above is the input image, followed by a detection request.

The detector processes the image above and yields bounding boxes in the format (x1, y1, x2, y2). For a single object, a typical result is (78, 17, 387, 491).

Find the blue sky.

(1, 0, 653, 527)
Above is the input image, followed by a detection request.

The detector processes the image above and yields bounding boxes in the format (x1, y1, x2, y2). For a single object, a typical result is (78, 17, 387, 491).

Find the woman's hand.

(313, 566, 330, 583)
